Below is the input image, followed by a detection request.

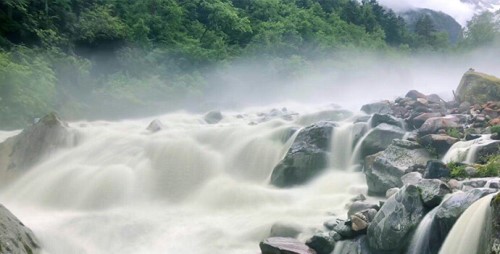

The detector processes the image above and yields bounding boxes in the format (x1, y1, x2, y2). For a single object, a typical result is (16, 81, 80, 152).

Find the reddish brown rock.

(260, 237, 317, 254)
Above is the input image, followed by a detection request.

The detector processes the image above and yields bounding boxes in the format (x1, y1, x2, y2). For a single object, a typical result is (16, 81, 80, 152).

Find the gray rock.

(369, 114, 403, 128)
(204, 110, 223, 124)
(146, 119, 164, 132)
(364, 140, 430, 196)
(333, 235, 371, 254)
(410, 113, 443, 129)
(417, 179, 452, 208)
(401, 172, 423, 185)
(0, 204, 40, 254)
(405, 90, 426, 100)
(270, 122, 336, 187)
(306, 231, 337, 254)
(0, 112, 75, 174)
(367, 185, 426, 253)
(473, 140, 500, 164)
(270, 223, 302, 238)
(385, 188, 399, 198)
(360, 123, 406, 158)
(260, 237, 316, 254)
(418, 116, 461, 136)
(423, 160, 450, 179)
(324, 219, 360, 239)
(419, 134, 459, 156)
(347, 201, 379, 217)
(361, 101, 392, 115)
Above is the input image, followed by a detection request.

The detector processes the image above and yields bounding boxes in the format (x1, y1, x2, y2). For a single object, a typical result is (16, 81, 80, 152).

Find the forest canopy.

(1, 0, 499, 129)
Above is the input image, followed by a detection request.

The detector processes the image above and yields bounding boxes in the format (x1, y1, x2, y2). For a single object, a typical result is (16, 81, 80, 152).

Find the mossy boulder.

(456, 70, 500, 104)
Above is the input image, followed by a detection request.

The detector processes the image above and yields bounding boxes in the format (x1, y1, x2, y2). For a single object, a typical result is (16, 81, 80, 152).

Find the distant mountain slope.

(400, 8, 463, 44)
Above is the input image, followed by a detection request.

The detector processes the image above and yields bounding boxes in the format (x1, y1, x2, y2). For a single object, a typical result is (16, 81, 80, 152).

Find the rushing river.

(0, 106, 368, 254)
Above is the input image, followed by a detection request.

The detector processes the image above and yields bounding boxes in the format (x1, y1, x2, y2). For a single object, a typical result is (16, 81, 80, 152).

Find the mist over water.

(0, 107, 369, 254)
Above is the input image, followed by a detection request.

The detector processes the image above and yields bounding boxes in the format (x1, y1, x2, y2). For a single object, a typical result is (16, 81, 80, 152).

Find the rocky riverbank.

(261, 70, 500, 254)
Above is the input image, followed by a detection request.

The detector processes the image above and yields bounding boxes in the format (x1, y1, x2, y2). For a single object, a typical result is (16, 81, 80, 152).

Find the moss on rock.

(456, 70, 500, 104)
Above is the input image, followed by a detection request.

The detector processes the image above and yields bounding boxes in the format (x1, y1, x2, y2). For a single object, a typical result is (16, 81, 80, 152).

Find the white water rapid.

(442, 135, 496, 164)
(0, 107, 367, 254)
(439, 193, 497, 254)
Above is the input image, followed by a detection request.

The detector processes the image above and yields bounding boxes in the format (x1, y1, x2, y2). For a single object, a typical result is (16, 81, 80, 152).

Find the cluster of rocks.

(261, 70, 500, 254)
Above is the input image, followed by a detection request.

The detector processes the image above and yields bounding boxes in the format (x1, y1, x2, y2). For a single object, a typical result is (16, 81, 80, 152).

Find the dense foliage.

(0, 0, 499, 129)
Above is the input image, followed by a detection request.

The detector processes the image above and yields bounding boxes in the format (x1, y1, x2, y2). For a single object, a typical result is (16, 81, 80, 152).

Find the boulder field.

(262, 70, 500, 254)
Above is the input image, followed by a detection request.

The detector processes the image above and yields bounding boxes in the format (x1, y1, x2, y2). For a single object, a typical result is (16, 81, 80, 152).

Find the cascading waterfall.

(0, 107, 367, 254)
(442, 135, 495, 163)
(330, 123, 355, 170)
(439, 193, 497, 254)
(407, 207, 439, 254)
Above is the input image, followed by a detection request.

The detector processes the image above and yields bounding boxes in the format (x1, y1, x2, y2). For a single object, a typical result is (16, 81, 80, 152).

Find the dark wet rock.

(260, 237, 316, 254)
(146, 119, 164, 132)
(419, 134, 459, 156)
(405, 90, 426, 100)
(347, 201, 380, 217)
(0, 204, 40, 254)
(473, 139, 500, 164)
(465, 133, 481, 141)
(369, 114, 403, 128)
(488, 193, 500, 254)
(431, 188, 497, 251)
(270, 223, 302, 238)
(359, 123, 406, 158)
(306, 231, 337, 254)
(361, 101, 392, 115)
(418, 116, 461, 136)
(0, 112, 75, 173)
(423, 160, 450, 179)
(324, 219, 360, 239)
(364, 140, 430, 196)
(333, 236, 370, 254)
(367, 185, 426, 253)
(204, 110, 223, 124)
(409, 112, 443, 129)
(417, 179, 452, 208)
(270, 122, 336, 187)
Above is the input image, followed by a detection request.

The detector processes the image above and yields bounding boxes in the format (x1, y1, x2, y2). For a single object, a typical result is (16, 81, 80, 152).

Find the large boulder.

(418, 116, 461, 136)
(361, 101, 392, 115)
(364, 140, 431, 196)
(418, 134, 459, 156)
(416, 179, 451, 208)
(359, 124, 406, 158)
(369, 114, 403, 128)
(430, 188, 497, 252)
(270, 122, 336, 187)
(0, 204, 40, 254)
(456, 70, 500, 104)
(367, 185, 426, 253)
(260, 237, 316, 254)
(0, 113, 74, 174)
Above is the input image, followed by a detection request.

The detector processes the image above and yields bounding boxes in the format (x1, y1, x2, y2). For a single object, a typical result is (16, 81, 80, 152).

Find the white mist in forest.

(0, 106, 367, 254)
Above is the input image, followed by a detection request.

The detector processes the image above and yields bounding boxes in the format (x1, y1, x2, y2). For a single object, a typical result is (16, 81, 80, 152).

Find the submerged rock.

(306, 231, 337, 254)
(204, 110, 223, 124)
(359, 123, 406, 158)
(0, 112, 74, 174)
(0, 204, 40, 254)
(364, 140, 430, 196)
(270, 223, 303, 238)
(260, 237, 316, 254)
(367, 185, 426, 253)
(146, 119, 164, 132)
(270, 122, 336, 187)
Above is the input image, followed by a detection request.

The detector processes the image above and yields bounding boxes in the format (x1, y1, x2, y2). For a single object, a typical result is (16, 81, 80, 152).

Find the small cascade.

(407, 207, 439, 254)
(442, 135, 495, 163)
(439, 193, 497, 254)
(330, 123, 355, 170)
